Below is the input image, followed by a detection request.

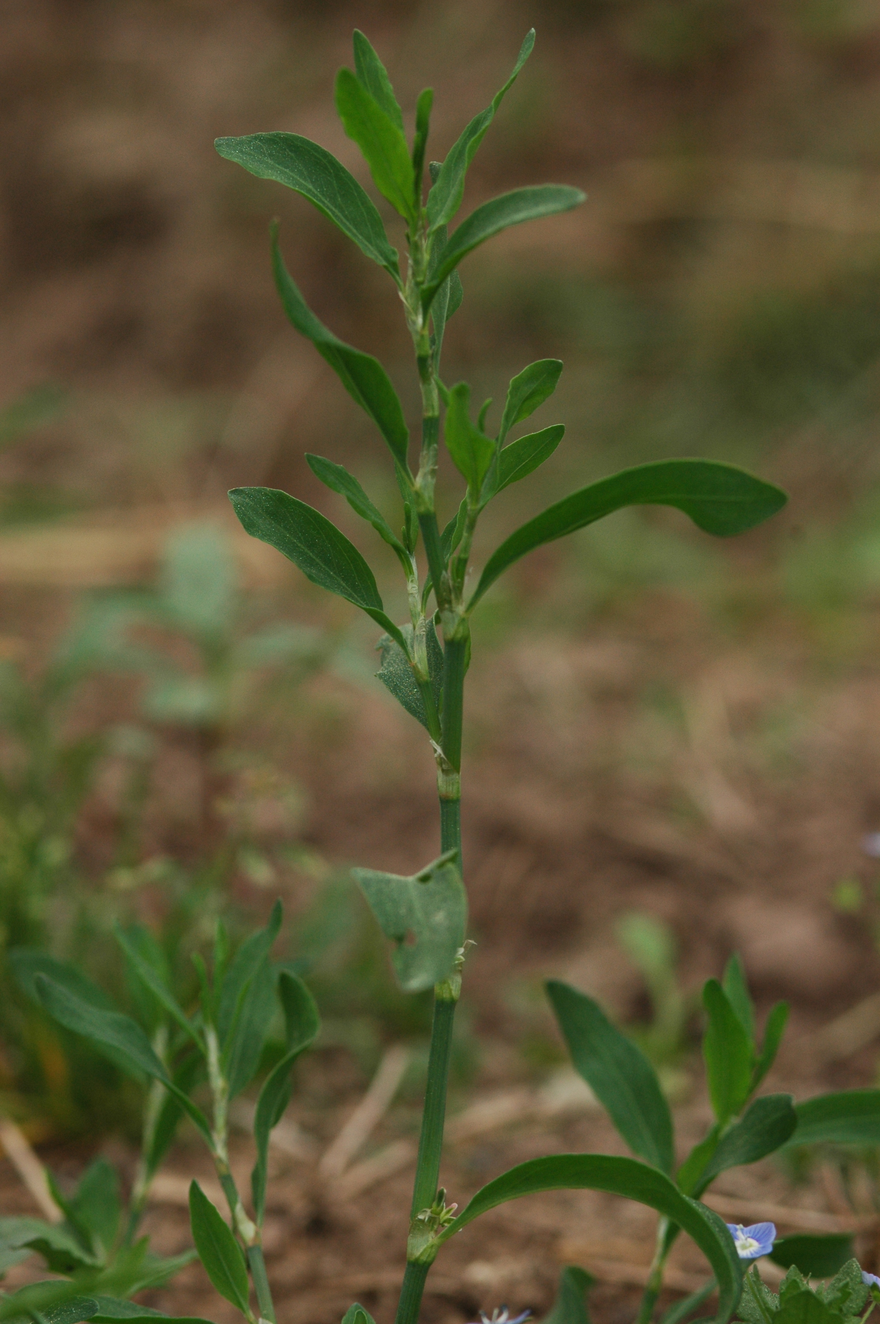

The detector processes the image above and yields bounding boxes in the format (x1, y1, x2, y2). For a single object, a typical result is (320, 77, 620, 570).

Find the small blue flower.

(472, 1311, 531, 1324)
(862, 1271, 880, 1289)
(726, 1223, 777, 1260)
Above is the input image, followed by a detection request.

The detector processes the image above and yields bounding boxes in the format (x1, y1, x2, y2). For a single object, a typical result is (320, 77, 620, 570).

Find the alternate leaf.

(498, 359, 563, 443)
(423, 185, 585, 308)
(427, 30, 536, 230)
(376, 621, 443, 732)
(252, 972, 319, 1222)
(352, 31, 404, 130)
(685, 1094, 797, 1196)
(722, 954, 755, 1042)
(492, 425, 565, 497)
(786, 1089, 880, 1147)
(543, 1266, 594, 1324)
(469, 459, 788, 610)
(702, 979, 754, 1126)
(270, 228, 409, 464)
(440, 499, 468, 560)
(0, 1287, 99, 1324)
(436, 1153, 742, 1324)
(306, 454, 405, 555)
(69, 1158, 121, 1257)
(32, 975, 211, 1143)
(546, 980, 674, 1173)
(445, 383, 494, 489)
(114, 925, 200, 1049)
(774, 1288, 838, 1324)
(214, 134, 399, 276)
(219, 901, 283, 1098)
(752, 1002, 789, 1092)
(412, 89, 433, 203)
(228, 487, 407, 650)
(770, 1235, 853, 1279)
(0, 1217, 101, 1274)
(335, 68, 415, 221)
(188, 1182, 249, 1314)
(353, 852, 467, 992)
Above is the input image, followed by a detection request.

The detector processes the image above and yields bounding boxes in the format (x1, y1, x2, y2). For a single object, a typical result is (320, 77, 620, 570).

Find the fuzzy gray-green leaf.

(469, 460, 788, 610)
(214, 133, 398, 276)
(306, 454, 405, 554)
(354, 853, 467, 992)
(427, 30, 535, 230)
(423, 186, 585, 308)
(271, 229, 409, 465)
(376, 622, 443, 731)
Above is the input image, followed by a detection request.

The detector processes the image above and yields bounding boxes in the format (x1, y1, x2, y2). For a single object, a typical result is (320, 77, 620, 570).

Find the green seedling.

(11, 27, 880, 1324)
(616, 911, 690, 1068)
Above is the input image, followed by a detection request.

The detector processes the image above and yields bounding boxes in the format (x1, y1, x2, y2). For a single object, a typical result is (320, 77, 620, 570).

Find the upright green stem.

(395, 1262, 431, 1324)
(409, 992, 457, 1219)
(247, 1244, 276, 1323)
(636, 1217, 670, 1324)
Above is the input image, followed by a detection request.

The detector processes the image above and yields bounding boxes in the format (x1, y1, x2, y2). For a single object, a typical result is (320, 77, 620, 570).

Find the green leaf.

(436, 1153, 742, 1324)
(493, 425, 565, 496)
(0, 1217, 100, 1273)
(219, 900, 282, 1098)
(69, 1158, 121, 1257)
(214, 133, 398, 277)
(770, 1235, 854, 1279)
(440, 499, 468, 560)
(376, 621, 443, 732)
(684, 1094, 797, 1196)
(774, 1288, 838, 1324)
(412, 89, 433, 202)
(9, 950, 115, 1012)
(547, 980, 673, 1172)
(306, 454, 406, 555)
(114, 925, 201, 1050)
(427, 30, 535, 230)
(32, 974, 211, 1144)
(702, 979, 754, 1126)
(228, 487, 407, 650)
(543, 1266, 594, 1324)
(144, 1051, 204, 1180)
(752, 1002, 789, 1092)
(33, 974, 165, 1082)
(423, 185, 585, 308)
(270, 228, 409, 465)
(87, 1297, 210, 1323)
(498, 359, 563, 443)
(722, 954, 755, 1042)
(340, 1307, 376, 1324)
(786, 1089, 880, 1147)
(187, 1182, 249, 1314)
(353, 852, 467, 992)
(335, 68, 415, 221)
(444, 383, 494, 489)
(252, 973, 319, 1223)
(469, 459, 788, 611)
(353, 31, 404, 130)
(0, 1287, 99, 1324)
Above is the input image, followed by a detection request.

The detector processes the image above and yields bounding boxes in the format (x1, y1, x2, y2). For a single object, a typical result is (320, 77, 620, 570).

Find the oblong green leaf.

(770, 1234, 853, 1278)
(376, 620, 443, 732)
(445, 383, 494, 489)
(0, 1217, 101, 1273)
(436, 1153, 742, 1324)
(306, 454, 405, 554)
(786, 1089, 880, 1147)
(271, 228, 409, 465)
(684, 1094, 797, 1196)
(423, 185, 585, 307)
(703, 979, 754, 1126)
(114, 925, 201, 1050)
(353, 31, 404, 130)
(547, 980, 674, 1173)
(229, 487, 378, 615)
(543, 1266, 594, 1324)
(335, 68, 415, 221)
(33, 974, 166, 1082)
(251, 972, 319, 1223)
(493, 425, 565, 496)
(213, 133, 398, 276)
(752, 1001, 789, 1092)
(427, 30, 535, 230)
(499, 359, 563, 443)
(341, 1306, 376, 1324)
(722, 954, 755, 1041)
(188, 1182, 249, 1313)
(469, 460, 788, 610)
(353, 852, 467, 992)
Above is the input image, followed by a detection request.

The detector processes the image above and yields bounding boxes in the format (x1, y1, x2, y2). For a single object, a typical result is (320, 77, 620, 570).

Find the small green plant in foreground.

(7, 27, 880, 1324)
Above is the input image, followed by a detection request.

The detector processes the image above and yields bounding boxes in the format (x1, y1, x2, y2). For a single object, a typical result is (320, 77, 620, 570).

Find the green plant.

(10, 26, 880, 1324)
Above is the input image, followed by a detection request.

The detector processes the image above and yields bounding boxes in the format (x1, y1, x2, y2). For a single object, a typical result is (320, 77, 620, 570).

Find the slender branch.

(247, 1245, 276, 1323)
(409, 993, 457, 1219)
